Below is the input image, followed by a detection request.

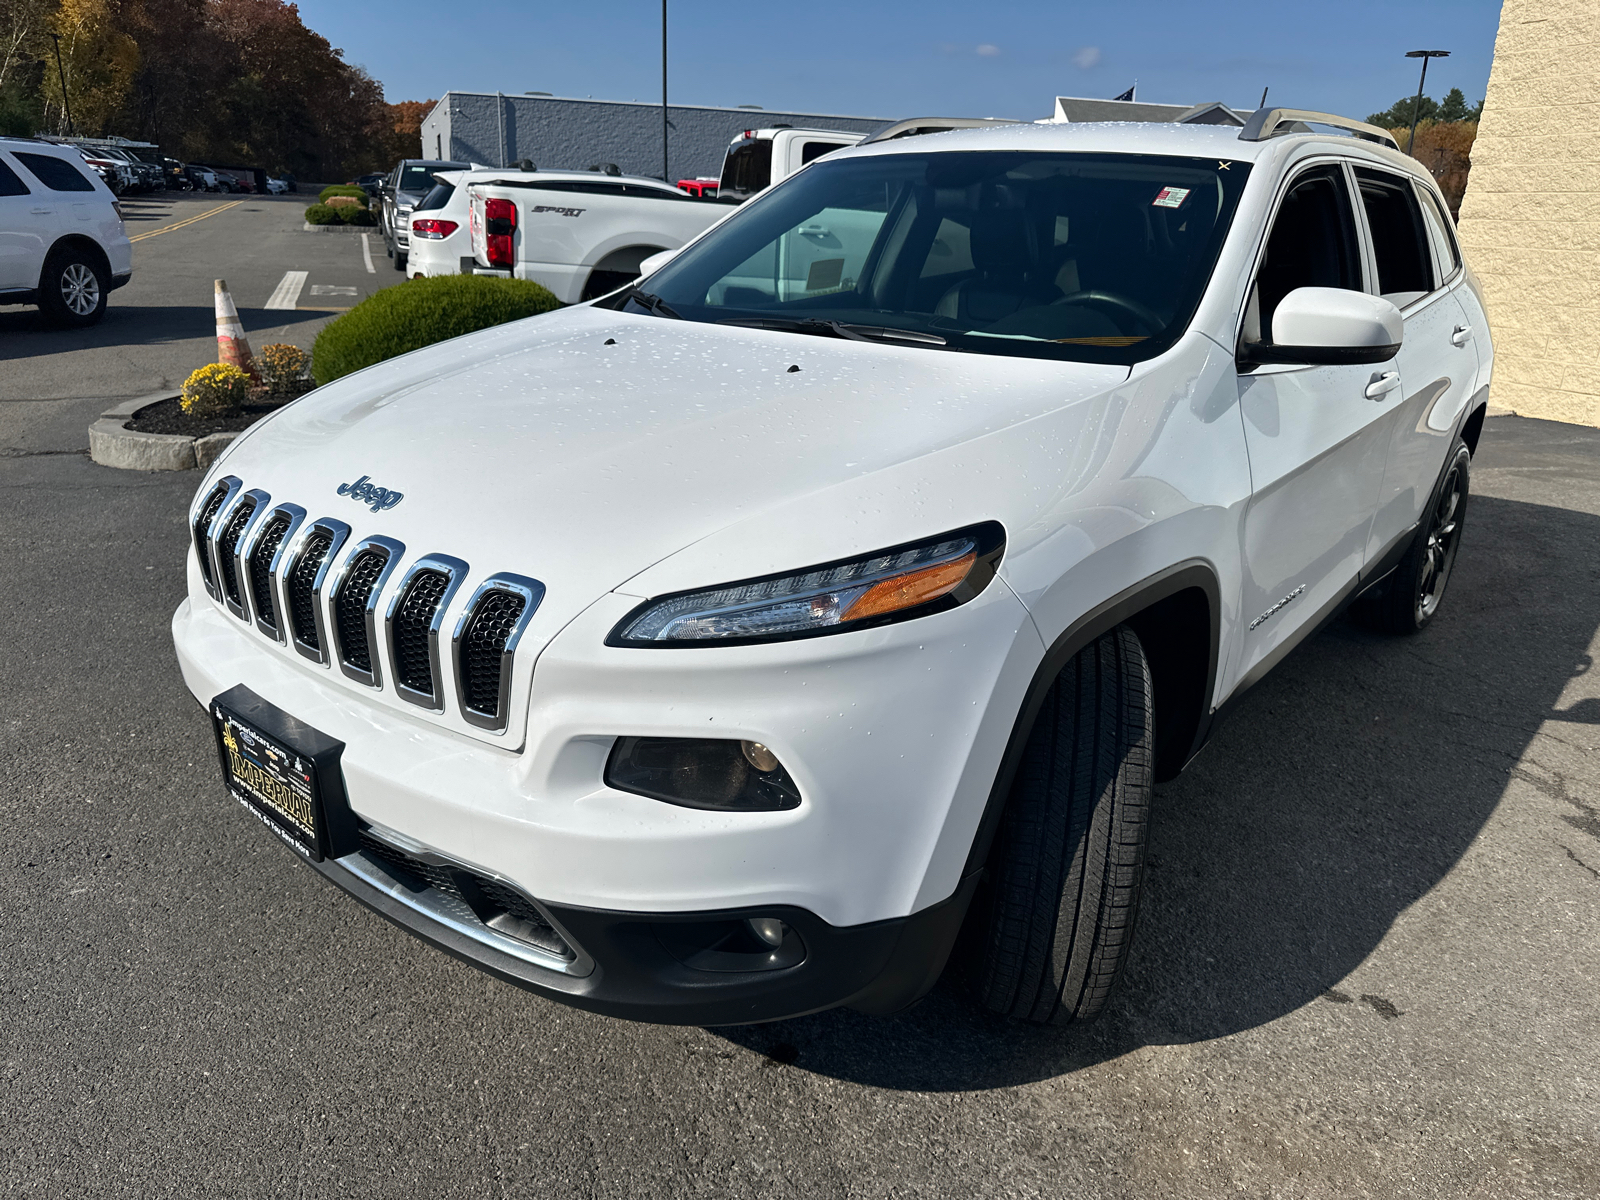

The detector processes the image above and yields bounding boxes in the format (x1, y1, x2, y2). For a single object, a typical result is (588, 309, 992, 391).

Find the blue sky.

(300, 0, 1503, 124)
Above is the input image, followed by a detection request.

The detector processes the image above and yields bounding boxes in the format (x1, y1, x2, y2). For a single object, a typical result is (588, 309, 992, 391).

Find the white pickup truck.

(717, 118, 1021, 201)
(466, 171, 726, 303)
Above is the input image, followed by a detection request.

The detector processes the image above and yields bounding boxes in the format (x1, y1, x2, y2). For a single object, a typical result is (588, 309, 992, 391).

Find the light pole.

(661, 0, 669, 183)
(47, 32, 74, 136)
(1404, 49, 1450, 156)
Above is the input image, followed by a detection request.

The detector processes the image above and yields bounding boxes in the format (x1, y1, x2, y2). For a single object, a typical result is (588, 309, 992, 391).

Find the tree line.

(0, 0, 428, 180)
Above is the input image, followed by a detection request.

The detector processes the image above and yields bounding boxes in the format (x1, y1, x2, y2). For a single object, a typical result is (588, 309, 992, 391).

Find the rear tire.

(973, 626, 1154, 1024)
(392, 248, 407, 272)
(38, 248, 108, 328)
(1361, 438, 1470, 635)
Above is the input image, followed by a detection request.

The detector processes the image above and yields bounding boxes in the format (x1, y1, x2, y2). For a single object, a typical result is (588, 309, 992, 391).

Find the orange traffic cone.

(215, 279, 259, 380)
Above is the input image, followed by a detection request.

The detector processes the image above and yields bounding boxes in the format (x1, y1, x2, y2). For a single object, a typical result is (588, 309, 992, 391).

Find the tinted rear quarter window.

(1355, 167, 1434, 301)
(14, 152, 94, 193)
(1415, 183, 1462, 278)
(415, 182, 454, 212)
(0, 154, 30, 196)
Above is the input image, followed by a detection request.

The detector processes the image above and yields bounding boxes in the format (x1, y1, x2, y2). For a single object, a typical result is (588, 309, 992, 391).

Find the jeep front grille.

(454, 575, 543, 732)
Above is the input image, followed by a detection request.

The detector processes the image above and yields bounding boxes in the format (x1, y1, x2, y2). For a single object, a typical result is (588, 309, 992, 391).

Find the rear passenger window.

(801, 141, 842, 166)
(0, 155, 29, 196)
(1416, 184, 1462, 279)
(1354, 167, 1434, 304)
(13, 152, 95, 192)
(1244, 165, 1360, 346)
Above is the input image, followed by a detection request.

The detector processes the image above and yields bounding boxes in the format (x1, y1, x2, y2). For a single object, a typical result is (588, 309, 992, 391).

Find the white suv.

(173, 111, 1491, 1027)
(0, 137, 131, 326)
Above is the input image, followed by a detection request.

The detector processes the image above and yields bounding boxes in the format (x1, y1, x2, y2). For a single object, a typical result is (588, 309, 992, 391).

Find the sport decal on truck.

(531, 205, 585, 218)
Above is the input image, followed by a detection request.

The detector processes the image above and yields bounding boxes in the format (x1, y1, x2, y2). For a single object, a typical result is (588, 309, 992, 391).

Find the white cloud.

(976, 44, 1001, 57)
(1072, 46, 1101, 70)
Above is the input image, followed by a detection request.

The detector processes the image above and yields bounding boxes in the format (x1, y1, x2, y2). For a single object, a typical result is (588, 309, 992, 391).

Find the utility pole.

(661, 0, 669, 183)
(48, 32, 73, 136)
(1404, 49, 1450, 156)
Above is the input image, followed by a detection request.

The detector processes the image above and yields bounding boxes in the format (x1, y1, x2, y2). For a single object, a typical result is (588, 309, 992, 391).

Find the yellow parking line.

(129, 200, 245, 242)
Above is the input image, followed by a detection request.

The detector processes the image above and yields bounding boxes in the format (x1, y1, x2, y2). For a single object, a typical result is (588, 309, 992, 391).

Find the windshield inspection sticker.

(1152, 186, 1191, 209)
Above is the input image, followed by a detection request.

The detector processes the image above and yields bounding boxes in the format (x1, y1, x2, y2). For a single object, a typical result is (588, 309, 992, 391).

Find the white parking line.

(361, 233, 376, 274)
(265, 270, 308, 310)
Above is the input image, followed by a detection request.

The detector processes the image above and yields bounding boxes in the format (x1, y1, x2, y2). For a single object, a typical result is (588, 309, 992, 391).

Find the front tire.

(1362, 438, 1470, 634)
(38, 248, 108, 328)
(973, 626, 1154, 1024)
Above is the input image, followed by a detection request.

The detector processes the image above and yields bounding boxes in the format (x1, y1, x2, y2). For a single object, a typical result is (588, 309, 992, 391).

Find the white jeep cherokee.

(173, 111, 1491, 1026)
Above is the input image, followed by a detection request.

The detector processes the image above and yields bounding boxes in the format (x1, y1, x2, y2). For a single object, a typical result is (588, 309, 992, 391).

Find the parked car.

(352, 172, 384, 199)
(77, 149, 132, 195)
(279, 173, 299, 194)
(265, 177, 290, 195)
(403, 169, 481, 278)
(173, 111, 1491, 1028)
(211, 169, 240, 193)
(0, 135, 132, 326)
(465, 168, 728, 301)
(185, 164, 219, 191)
(379, 158, 469, 272)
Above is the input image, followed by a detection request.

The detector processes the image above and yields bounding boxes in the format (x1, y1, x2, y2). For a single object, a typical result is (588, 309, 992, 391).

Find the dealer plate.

(213, 702, 324, 860)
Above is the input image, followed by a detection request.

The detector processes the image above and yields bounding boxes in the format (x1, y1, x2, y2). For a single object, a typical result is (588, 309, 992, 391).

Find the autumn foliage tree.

(1, 0, 423, 178)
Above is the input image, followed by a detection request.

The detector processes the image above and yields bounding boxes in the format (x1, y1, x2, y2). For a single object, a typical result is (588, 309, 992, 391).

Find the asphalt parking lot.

(1, 203, 1598, 1197)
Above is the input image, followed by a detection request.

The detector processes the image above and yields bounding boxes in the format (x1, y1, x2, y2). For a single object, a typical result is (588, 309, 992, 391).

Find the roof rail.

(1238, 107, 1398, 149)
(862, 117, 1022, 144)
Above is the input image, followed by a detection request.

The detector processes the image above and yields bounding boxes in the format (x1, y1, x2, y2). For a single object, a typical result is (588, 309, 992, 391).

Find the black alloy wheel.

(1362, 437, 1472, 634)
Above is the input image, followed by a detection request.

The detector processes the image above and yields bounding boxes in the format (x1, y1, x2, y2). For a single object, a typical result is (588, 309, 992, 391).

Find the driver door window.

(1241, 166, 1360, 347)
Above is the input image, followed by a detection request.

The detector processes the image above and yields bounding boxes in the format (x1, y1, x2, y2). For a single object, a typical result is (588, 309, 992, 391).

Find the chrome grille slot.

(190, 479, 236, 598)
(248, 514, 291, 631)
(288, 532, 332, 649)
(330, 536, 403, 687)
(216, 497, 257, 612)
(396, 572, 448, 691)
(453, 573, 544, 733)
(386, 554, 469, 711)
(460, 593, 523, 717)
(335, 552, 385, 671)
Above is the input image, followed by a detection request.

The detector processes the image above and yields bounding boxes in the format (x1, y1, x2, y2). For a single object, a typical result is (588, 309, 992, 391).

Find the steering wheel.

(1052, 289, 1164, 335)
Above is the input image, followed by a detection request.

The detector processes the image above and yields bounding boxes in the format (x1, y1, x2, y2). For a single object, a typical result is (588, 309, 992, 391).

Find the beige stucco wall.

(1456, 0, 1600, 427)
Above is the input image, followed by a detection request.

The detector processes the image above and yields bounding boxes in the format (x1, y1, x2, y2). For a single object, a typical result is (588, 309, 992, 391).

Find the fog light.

(606, 737, 801, 811)
(747, 917, 786, 947)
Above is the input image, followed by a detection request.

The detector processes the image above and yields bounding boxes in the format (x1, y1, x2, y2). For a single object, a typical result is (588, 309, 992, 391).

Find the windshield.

(400, 163, 462, 194)
(633, 150, 1251, 364)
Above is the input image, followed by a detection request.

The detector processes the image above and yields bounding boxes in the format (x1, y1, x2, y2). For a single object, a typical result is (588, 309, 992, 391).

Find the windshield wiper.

(629, 288, 682, 319)
(718, 317, 947, 346)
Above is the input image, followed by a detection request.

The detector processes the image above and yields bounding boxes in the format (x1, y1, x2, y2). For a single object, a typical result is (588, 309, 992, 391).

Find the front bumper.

(173, 538, 1038, 1022)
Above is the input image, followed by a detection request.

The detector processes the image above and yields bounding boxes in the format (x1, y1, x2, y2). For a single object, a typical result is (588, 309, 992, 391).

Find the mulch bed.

(125, 393, 302, 437)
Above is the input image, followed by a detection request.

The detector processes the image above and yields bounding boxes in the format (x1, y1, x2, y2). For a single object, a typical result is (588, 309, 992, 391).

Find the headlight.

(608, 522, 1004, 646)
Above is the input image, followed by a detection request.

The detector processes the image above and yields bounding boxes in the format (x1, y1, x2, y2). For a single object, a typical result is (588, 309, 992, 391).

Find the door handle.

(30, 207, 53, 215)
(1451, 324, 1473, 346)
(1365, 371, 1402, 400)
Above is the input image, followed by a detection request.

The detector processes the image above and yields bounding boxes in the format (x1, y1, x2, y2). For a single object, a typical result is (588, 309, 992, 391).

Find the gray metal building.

(419, 93, 891, 182)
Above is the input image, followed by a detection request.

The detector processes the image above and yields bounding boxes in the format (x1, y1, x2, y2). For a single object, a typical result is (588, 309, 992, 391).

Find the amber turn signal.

(841, 551, 977, 622)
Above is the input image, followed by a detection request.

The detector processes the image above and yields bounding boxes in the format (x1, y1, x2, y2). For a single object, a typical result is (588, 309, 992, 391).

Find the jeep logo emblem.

(337, 475, 403, 512)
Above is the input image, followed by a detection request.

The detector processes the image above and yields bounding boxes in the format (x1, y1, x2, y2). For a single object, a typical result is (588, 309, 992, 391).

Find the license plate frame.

(210, 685, 353, 862)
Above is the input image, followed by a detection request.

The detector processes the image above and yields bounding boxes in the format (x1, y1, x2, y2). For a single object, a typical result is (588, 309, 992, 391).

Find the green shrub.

(319, 184, 369, 206)
(340, 205, 376, 226)
(311, 275, 563, 385)
(304, 203, 340, 225)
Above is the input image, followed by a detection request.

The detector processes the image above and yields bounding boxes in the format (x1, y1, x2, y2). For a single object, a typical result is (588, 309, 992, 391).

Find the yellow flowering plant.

(180, 362, 251, 417)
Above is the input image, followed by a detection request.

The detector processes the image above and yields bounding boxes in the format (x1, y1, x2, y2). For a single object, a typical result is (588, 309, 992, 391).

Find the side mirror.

(1241, 287, 1402, 366)
(638, 248, 678, 276)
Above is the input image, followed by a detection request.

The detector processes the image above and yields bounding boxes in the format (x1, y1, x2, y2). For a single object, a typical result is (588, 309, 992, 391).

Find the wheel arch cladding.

(1460, 398, 1488, 457)
(962, 561, 1220, 878)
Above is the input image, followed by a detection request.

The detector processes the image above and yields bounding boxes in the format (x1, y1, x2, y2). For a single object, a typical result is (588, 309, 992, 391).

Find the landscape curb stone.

(88, 393, 238, 472)
(302, 222, 377, 233)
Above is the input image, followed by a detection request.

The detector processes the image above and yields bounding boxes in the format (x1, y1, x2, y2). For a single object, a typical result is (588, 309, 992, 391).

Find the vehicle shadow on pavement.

(713, 492, 1599, 1090)
(0, 305, 328, 359)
